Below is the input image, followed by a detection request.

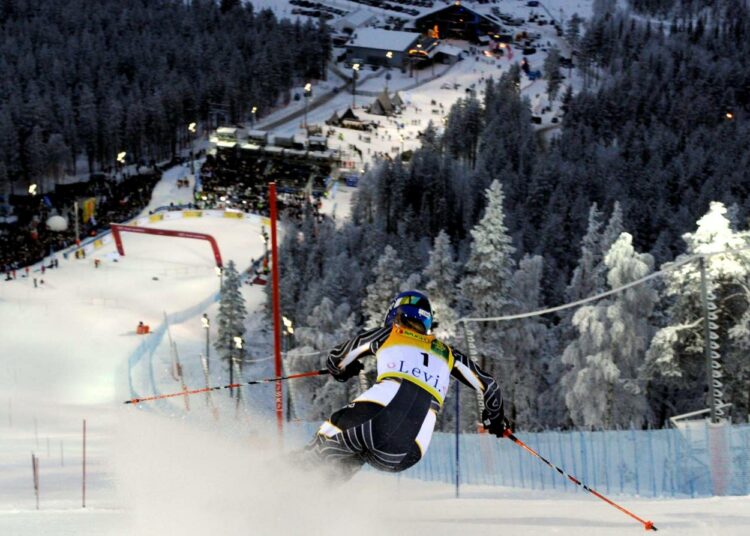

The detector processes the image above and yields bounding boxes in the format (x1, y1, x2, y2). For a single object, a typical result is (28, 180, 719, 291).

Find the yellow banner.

(183, 210, 203, 218)
(82, 198, 96, 223)
(223, 211, 244, 219)
(149, 214, 164, 222)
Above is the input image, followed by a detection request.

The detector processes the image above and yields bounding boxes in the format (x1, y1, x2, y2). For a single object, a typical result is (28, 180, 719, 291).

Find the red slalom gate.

(269, 183, 284, 438)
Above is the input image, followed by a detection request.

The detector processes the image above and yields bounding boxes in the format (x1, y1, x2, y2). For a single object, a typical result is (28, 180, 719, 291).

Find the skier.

(302, 290, 506, 480)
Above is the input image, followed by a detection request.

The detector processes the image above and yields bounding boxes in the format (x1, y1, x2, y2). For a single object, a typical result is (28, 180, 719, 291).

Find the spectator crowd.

(1, 170, 162, 275)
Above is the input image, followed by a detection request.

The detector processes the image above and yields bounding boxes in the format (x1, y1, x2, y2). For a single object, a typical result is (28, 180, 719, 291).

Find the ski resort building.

(345, 28, 421, 69)
(413, 2, 503, 43)
(368, 90, 404, 116)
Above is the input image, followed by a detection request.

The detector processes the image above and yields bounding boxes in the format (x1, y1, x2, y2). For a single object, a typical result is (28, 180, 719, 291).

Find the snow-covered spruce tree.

(562, 233, 656, 429)
(359, 245, 405, 388)
(286, 297, 358, 420)
(566, 202, 624, 303)
(362, 244, 404, 329)
(424, 230, 460, 340)
(459, 179, 516, 390)
(214, 260, 247, 378)
(646, 202, 750, 423)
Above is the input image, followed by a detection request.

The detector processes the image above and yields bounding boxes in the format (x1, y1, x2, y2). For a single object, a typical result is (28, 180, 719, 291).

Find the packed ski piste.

(3, 0, 750, 535)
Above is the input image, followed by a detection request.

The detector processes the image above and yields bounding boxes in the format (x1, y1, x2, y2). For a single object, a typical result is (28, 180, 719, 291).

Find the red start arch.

(110, 224, 223, 268)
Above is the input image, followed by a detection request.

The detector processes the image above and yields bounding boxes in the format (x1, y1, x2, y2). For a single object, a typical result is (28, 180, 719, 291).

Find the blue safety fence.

(409, 424, 750, 497)
(125, 250, 267, 409)
(285, 421, 750, 498)
(126, 290, 220, 411)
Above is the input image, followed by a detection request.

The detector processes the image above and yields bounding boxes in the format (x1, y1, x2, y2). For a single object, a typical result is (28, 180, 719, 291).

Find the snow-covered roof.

(348, 29, 420, 52)
(216, 127, 237, 136)
(338, 10, 376, 28)
(435, 43, 463, 57)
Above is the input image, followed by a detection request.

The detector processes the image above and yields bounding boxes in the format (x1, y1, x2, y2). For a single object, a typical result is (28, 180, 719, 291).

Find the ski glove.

(482, 407, 508, 438)
(327, 357, 364, 382)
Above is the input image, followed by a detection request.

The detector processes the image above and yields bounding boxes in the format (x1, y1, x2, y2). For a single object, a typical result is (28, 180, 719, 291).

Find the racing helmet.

(383, 290, 433, 334)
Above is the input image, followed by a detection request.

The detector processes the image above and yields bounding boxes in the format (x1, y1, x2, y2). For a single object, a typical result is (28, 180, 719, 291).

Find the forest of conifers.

(0, 0, 331, 189)
(280, 0, 750, 431)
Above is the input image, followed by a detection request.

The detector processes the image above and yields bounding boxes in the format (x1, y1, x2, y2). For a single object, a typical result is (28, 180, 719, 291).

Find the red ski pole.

(123, 369, 328, 405)
(503, 429, 658, 531)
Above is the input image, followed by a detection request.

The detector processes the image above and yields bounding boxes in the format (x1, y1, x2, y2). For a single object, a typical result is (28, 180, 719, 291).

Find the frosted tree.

(562, 233, 656, 429)
(566, 202, 623, 303)
(214, 260, 247, 378)
(646, 202, 750, 421)
(502, 254, 552, 429)
(362, 245, 404, 328)
(459, 180, 516, 375)
(566, 204, 604, 303)
(603, 233, 657, 427)
(461, 180, 516, 317)
(287, 297, 357, 420)
(424, 230, 460, 340)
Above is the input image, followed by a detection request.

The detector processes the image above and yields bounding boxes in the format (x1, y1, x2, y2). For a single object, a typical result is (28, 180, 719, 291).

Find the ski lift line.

(458, 246, 750, 323)
(242, 350, 325, 363)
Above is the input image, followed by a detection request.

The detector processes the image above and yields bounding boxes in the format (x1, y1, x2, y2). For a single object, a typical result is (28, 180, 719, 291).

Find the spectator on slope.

(299, 290, 506, 480)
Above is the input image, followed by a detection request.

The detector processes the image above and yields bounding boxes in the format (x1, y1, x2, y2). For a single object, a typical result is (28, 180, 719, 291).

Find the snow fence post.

(82, 419, 86, 508)
(32, 453, 39, 510)
(454, 381, 460, 498)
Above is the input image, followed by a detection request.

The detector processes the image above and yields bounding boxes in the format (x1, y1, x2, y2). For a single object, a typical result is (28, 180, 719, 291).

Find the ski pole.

(123, 369, 329, 405)
(502, 429, 658, 531)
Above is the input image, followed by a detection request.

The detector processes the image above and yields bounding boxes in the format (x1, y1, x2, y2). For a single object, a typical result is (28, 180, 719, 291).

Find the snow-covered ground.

(2, 164, 749, 535)
(3, 2, 748, 533)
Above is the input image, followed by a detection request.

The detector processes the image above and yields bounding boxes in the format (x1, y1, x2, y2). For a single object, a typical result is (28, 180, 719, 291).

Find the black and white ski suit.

(306, 323, 503, 477)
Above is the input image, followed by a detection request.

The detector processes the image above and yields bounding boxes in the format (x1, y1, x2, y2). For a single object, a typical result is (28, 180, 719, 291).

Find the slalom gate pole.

(503, 429, 658, 531)
(123, 369, 328, 405)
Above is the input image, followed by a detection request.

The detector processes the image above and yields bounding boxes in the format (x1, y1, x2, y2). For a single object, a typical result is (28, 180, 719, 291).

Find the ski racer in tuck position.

(304, 290, 506, 479)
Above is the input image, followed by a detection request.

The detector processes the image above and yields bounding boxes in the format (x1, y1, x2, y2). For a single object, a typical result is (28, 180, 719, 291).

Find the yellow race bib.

(376, 325, 454, 405)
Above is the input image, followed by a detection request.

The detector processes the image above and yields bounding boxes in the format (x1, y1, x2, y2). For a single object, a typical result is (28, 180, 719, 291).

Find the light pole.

(415, 44, 422, 83)
(188, 122, 197, 175)
(201, 313, 210, 373)
(352, 63, 360, 108)
(251, 106, 257, 127)
(116, 151, 127, 182)
(282, 316, 294, 352)
(231, 335, 243, 398)
(303, 83, 312, 131)
(385, 51, 393, 92)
